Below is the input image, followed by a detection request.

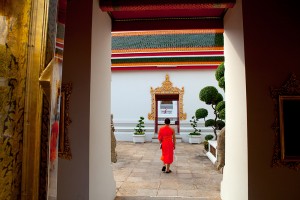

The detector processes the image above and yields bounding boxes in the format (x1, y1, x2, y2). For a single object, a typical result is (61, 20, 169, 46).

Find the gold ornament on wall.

(148, 74, 186, 120)
(270, 73, 300, 171)
(58, 82, 73, 160)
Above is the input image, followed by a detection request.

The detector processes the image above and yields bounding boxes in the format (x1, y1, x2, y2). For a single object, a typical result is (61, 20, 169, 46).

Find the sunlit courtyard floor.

(113, 141, 222, 200)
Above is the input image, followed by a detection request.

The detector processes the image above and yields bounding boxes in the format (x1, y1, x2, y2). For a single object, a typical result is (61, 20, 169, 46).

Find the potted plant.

(133, 116, 146, 143)
(188, 116, 202, 144)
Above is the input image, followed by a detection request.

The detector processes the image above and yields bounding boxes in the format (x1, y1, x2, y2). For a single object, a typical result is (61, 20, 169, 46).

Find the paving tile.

(176, 169, 191, 174)
(177, 182, 196, 190)
(113, 141, 222, 200)
(116, 181, 124, 189)
(157, 189, 178, 196)
(158, 180, 178, 189)
(177, 189, 203, 197)
(177, 173, 193, 179)
(136, 189, 158, 196)
(126, 176, 144, 182)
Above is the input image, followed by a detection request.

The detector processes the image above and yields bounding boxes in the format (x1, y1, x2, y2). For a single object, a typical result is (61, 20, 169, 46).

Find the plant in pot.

(188, 115, 202, 144)
(195, 86, 225, 140)
(133, 116, 146, 143)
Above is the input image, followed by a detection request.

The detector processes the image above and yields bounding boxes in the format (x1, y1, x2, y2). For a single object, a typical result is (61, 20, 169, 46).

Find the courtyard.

(113, 141, 222, 200)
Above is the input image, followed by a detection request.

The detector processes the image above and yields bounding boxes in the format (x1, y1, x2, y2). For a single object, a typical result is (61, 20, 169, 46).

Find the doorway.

(155, 94, 179, 133)
(57, 1, 248, 199)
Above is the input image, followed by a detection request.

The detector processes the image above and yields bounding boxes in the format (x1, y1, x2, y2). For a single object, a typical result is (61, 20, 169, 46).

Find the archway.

(155, 94, 179, 133)
(59, 1, 248, 199)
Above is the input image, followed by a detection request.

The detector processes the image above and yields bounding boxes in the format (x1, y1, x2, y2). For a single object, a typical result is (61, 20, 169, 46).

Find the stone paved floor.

(113, 141, 222, 200)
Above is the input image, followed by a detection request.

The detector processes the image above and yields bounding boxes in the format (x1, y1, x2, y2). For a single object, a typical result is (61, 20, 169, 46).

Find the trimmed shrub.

(195, 108, 208, 119)
(199, 86, 219, 104)
(218, 76, 225, 90)
(219, 109, 225, 120)
(215, 62, 224, 81)
(205, 119, 215, 127)
(205, 134, 214, 141)
(216, 101, 225, 112)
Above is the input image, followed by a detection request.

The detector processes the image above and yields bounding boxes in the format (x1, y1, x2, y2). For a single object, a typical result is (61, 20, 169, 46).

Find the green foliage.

(204, 119, 225, 130)
(205, 119, 215, 127)
(199, 86, 223, 105)
(199, 86, 219, 104)
(189, 116, 201, 135)
(218, 77, 225, 90)
(216, 62, 225, 91)
(219, 109, 225, 120)
(195, 108, 208, 120)
(215, 62, 225, 81)
(216, 120, 225, 130)
(205, 134, 214, 141)
(215, 93, 223, 104)
(134, 116, 145, 135)
(216, 101, 225, 112)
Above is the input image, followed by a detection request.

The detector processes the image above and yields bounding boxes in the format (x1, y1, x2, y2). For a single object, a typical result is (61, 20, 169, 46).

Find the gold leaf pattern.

(0, 0, 31, 199)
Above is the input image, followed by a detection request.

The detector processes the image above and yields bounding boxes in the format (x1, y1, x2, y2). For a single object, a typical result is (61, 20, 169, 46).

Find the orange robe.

(158, 125, 174, 164)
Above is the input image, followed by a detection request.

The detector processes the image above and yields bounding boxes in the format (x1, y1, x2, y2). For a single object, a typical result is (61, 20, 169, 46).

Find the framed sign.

(279, 96, 300, 161)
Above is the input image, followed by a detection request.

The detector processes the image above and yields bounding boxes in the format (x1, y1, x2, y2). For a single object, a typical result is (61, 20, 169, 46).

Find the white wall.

(90, 0, 116, 199)
(111, 70, 222, 142)
(221, 0, 248, 199)
(111, 70, 224, 123)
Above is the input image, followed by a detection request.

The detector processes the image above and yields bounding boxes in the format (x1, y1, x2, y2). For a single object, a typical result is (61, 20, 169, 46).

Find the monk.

(158, 118, 176, 173)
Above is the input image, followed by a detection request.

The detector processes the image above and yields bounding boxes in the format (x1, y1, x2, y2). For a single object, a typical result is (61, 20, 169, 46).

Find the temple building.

(0, 0, 300, 200)
(111, 29, 225, 142)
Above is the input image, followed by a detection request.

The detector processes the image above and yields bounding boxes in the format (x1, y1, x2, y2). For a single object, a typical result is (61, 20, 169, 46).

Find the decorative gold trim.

(58, 82, 72, 160)
(270, 73, 300, 170)
(148, 74, 186, 120)
(22, 0, 50, 199)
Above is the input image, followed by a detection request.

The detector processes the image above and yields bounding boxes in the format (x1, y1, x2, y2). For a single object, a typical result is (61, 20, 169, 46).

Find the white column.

(221, 0, 248, 199)
(89, 0, 116, 199)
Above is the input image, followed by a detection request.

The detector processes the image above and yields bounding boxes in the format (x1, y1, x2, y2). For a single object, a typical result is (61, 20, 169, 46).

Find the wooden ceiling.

(99, 0, 236, 31)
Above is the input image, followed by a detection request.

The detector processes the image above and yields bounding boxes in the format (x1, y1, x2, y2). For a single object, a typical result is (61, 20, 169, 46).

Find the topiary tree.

(215, 62, 225, 92)
(195, 86, 225, 140)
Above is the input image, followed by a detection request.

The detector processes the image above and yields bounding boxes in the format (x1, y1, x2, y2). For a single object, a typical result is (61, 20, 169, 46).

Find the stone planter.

(132, 134, 145, 143)
(188, 135, 202, 144)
